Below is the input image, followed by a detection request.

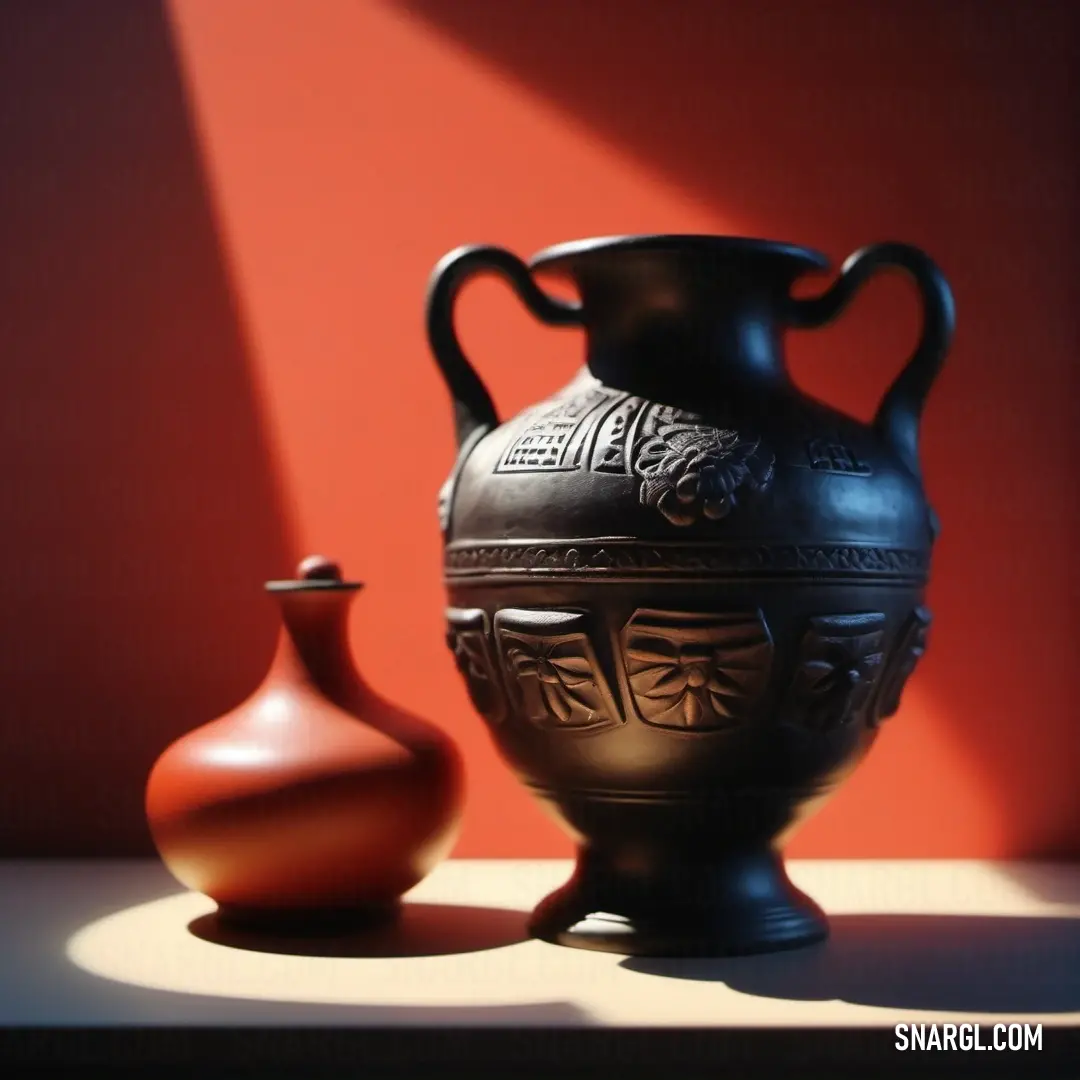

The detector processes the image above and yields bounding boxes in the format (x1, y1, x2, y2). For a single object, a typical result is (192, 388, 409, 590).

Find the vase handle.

(425, 245, 582, 448)
(786, 243, 956, 481)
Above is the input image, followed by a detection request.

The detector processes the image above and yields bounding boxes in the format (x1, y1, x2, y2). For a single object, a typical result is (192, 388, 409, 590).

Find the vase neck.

(583, 260, 794, 405)
(586, 295, 789, 406)
(267, 592, 361, 708)
(531, 237, 826, 409)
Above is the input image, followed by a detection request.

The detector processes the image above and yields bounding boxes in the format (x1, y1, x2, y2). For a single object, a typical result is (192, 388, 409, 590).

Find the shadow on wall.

(0, 0, 295, 854)
(391, 0, 1080, 856)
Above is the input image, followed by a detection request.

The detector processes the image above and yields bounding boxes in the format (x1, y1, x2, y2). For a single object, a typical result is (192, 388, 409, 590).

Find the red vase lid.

(264, 555, 363, 593)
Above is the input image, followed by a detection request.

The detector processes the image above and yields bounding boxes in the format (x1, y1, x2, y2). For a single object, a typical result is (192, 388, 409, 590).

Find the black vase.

(427, 234, 953, 957)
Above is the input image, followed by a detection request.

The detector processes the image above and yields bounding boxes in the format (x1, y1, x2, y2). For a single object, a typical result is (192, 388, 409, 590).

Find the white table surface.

(0, 858, 1077, 1032)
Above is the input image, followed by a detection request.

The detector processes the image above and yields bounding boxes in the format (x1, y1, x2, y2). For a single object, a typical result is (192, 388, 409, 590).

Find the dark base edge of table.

(1, 1026, 1077, 1078)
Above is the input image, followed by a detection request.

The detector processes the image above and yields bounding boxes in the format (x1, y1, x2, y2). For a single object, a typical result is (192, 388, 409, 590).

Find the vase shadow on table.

(999, 864, 1080, 906)
(621, 914, 1080, 1014)
(187, 901, 530, 958)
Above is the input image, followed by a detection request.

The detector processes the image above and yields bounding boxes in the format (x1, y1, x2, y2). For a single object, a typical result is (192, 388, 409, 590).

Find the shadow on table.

(0, 866, 592, 1026)
(998, 864, 1080, 906)
(188, 902, 530, 958)
(621, 914, 1080, 1014)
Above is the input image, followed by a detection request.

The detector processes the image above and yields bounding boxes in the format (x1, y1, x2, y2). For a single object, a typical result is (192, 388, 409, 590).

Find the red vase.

(146, 556, 464, 930)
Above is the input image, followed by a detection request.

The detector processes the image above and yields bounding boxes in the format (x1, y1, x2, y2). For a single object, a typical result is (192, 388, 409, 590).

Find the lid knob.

(265, 555, 360, 593)
(297, 555, 343, 582)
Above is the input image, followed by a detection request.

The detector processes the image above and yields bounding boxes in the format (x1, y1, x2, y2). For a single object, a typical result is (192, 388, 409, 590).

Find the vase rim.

(528, 234, 831, 274)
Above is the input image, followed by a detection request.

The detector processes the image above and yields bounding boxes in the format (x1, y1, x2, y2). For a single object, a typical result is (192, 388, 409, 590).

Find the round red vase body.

(145, 556, 464, 929)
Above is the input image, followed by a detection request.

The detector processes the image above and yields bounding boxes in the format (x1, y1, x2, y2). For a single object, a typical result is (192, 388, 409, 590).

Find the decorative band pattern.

(444, 539, 928, 580)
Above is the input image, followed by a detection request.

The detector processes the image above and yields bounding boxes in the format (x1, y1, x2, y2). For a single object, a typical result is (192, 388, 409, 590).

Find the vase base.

(528, 849, 827, 957)
(214, 899, 401, 936)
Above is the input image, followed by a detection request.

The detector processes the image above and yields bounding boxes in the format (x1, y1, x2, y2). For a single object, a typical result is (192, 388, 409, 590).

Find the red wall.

(1, 0, 1076, 858)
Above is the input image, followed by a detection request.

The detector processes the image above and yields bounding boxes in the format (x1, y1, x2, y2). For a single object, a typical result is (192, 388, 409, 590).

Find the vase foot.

(528, 848, 827, 957)
(214, 900, 400, 936)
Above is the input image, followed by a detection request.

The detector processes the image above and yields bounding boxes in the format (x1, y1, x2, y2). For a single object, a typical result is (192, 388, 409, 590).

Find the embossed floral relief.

(632, 418, 775, 527)
(874, 606, 932, 723)
(785, 613, 886, 732)
(476, 388, 776, 528)
(494, 609, 619, 731)
(445, 608, 506, 724)
(623, 610, 773, 730)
